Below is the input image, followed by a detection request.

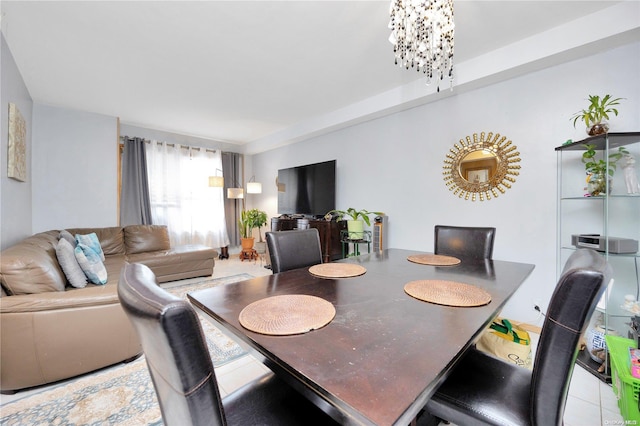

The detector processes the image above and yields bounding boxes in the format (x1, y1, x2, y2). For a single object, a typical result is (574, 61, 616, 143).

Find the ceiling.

(1, 1, 633, 150)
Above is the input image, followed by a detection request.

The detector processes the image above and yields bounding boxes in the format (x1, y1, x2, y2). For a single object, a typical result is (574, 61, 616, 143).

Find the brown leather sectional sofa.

(0, 225, 217, 393)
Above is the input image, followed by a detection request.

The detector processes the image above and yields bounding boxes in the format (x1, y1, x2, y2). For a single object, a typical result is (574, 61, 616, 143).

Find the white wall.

(1, 34, 33, 249)
(120, 123, 240, 153)
(26, 111, 243, 234)
(248, 41, 640, 325)
(31, 104, 119, 231)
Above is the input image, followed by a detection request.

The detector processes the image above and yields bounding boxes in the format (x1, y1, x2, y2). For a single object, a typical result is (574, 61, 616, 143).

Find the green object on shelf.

(606, 335, 640, 423)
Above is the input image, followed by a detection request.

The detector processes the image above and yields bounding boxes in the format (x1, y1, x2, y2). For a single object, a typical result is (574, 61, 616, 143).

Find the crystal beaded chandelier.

(388, 0, 455, 91)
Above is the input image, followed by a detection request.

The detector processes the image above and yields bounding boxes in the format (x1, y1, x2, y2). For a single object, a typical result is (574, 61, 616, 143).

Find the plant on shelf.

(328, 208, 383, 239)
(582, 143, 629, 196)
(571, 94, 624, 136)
(238, 209, 268, 250)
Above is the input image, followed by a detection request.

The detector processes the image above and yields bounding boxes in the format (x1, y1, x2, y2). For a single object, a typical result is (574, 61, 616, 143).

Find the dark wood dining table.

(188, 248, 535, 426)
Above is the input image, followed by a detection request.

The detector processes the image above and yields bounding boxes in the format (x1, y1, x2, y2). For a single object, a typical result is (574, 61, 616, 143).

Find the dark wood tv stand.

(271, 218, 346, 262)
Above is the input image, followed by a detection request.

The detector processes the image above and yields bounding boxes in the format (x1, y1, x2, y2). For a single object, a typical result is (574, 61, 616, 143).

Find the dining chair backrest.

(531, 248, 612, 425)
(426, 248, 612, 426)
(434, 225, 496, 259)
(117, 263, 225, 426)
(266, 228, 323, 273)
(118, 263, 341, 426)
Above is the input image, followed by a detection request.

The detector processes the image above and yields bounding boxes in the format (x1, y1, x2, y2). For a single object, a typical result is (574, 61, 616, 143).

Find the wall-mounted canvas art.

(8, 103, 27, 182)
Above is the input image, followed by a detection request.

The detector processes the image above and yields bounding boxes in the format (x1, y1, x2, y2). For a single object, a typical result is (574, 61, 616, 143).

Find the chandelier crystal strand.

(389, 0, 454, 91)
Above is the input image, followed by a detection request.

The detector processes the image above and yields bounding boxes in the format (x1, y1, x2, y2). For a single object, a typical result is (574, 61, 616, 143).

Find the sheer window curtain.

(145, 140, 230, 248)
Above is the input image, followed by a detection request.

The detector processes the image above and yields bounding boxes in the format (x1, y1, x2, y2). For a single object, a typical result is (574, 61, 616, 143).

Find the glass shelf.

(560, 194, 640, 201)
(561, 246, 640, 259)
(555, 132, 640, 151)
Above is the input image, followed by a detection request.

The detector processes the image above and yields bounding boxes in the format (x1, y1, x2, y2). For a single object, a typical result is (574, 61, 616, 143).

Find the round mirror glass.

(459, 150, 500, 183)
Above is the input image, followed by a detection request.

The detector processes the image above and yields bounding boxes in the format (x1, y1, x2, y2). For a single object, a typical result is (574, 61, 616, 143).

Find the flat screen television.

(277, 160, 336, 217)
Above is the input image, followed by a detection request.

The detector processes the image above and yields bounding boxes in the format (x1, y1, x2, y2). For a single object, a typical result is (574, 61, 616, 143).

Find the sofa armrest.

(0, 232, 66, 295)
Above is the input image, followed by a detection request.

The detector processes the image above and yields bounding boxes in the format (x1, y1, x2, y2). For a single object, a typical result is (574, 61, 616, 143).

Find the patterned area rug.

(0, 273, 253, 426)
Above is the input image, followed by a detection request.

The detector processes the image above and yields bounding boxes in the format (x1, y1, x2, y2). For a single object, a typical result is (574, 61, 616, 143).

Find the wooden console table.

(271, 218, 346, 262)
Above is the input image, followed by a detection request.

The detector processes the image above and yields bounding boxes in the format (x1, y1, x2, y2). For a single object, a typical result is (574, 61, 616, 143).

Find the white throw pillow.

(56, 239, 88, 288)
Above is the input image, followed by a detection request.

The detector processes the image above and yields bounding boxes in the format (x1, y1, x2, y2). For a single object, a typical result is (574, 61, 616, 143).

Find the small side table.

(341, 230, 372, 258)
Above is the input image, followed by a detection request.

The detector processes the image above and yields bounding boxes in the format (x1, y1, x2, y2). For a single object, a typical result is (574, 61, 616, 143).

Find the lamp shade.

(247, 181, 262, 194)
(227, 187, 244, 199)
(208, 176, 224, 187)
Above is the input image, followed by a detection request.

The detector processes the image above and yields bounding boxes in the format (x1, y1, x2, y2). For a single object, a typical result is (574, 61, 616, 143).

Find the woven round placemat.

(404, 280, 491, 307)
(239, 295, 336, 336)
(407, 254, 461, 266)
(308, 263, 367, 278)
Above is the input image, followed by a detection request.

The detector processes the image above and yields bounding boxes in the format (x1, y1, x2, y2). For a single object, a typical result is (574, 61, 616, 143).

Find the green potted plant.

(238, 209, 268, 251)
(253, 210, 269, 254)
(582, 143, 629, 196)
(571, 94, 624, 136)
(328, 208, 383, 239)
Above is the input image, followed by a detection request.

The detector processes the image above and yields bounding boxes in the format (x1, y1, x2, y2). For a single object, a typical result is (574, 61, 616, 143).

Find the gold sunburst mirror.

(443, 132, 521, 201)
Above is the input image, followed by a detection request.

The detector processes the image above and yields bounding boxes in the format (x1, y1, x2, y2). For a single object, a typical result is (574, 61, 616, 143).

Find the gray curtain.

(222, 152, 243, 246)
(120, 137, 152, 226)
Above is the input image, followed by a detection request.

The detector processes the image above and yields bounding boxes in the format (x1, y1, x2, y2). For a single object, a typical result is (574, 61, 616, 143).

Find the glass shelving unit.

(556, 132, 640, 382)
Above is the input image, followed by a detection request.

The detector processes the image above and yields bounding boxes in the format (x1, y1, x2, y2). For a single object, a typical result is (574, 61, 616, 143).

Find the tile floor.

(1, 253, 626, 425)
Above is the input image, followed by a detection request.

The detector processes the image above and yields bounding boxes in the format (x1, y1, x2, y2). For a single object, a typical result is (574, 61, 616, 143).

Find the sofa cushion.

(75, 243, 108, 285)
(66, 227, 125, 256)
(75, 232, 105, 261)
(103, 255, 127, 285)
(0, 232, 66, 295)
(124, 225, 170, 254)
(55, 239, 88, 288)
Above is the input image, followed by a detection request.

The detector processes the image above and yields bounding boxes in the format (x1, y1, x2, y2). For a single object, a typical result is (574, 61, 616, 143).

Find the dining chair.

(266, 228, 323, 273)
(434, 225, 496, 259)
(422, 248, 612, 426)
(117, 263, 338, 426)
